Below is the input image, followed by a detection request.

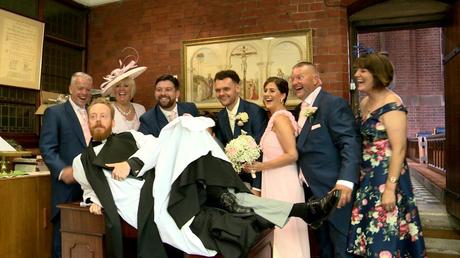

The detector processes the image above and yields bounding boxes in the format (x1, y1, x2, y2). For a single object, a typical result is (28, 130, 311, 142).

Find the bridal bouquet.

(224, 134, 260, 176)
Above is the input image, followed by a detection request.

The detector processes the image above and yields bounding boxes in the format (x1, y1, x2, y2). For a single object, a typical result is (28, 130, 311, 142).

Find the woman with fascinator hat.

(100, 48, 147, 133)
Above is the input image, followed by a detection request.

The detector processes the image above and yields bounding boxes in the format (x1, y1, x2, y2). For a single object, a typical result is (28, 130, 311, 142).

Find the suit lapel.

(218, 111, 232, 142)
(234, 100, 247, 137)
(312, 89, 323, 109)
(64, 101, 86, 146)
(297, 119, 312, 148)
(296, 90, 324, 149)
(177, 103, 184, 116)
(154, 105, 168, 128)
(234, 125, 241, 137)
(293, 103, 301, 121)
(177, 103, 190, 116)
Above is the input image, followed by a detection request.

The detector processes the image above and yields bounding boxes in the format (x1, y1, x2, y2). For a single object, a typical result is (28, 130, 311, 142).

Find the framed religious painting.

(181, 29, 313, 109)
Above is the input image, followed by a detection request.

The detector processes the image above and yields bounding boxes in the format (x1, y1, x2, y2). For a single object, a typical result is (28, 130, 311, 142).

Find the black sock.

(289, 203, 307, 219)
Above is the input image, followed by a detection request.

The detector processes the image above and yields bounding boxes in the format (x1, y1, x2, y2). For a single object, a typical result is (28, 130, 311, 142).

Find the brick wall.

(358, 28, 445, 137)
(87, 0, 351, 109)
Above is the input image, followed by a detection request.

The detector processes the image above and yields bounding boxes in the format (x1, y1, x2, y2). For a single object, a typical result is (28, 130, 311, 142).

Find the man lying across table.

(73, 98, 340, 258)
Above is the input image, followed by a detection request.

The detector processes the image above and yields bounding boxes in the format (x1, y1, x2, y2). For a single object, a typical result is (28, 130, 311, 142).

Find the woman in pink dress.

(245, 77, 310, 258)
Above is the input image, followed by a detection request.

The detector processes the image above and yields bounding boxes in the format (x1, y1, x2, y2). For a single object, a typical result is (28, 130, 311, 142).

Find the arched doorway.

(346, 0, 460, 256)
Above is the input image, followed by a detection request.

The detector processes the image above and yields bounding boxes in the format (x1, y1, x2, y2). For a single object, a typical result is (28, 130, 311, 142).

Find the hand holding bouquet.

(224, 134, 260, 178)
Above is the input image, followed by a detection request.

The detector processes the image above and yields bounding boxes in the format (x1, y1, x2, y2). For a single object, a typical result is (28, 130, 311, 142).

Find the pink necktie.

(79, 109, 91, 145)
(168, 110, 177, 122)
(297, 102, 308, 129)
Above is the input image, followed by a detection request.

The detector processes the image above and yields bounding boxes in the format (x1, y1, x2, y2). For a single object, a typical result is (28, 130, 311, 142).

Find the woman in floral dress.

(347, 53, 426, 258)
(245, 77, 309, 258)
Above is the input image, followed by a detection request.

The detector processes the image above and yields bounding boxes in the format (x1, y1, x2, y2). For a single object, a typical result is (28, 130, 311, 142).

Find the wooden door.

(444, 0, 460, 219)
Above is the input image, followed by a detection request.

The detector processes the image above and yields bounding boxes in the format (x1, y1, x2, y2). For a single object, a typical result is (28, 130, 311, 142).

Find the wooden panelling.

(445, 0, 460, 219)
(0, 173, 52, 258)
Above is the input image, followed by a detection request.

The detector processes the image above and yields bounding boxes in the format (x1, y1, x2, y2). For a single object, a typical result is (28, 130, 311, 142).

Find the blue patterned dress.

(347, 103, 426, 258)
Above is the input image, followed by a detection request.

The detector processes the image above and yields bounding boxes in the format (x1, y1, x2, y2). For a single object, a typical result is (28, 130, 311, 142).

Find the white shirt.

(73, 131, 159, 227)
(302, 87, 354, 191)
(73, 118, 225, 256)
(160, 104, 178, 122)
(226, 97, 241, 133)
(302, 86, 322, 107)
(68, 98, 87, 121)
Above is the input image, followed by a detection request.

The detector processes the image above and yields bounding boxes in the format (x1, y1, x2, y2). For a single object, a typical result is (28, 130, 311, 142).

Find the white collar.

(68, 98, 86, 113)
(159, 104, 178, 117)
(303, 86, 322, 106)
(93, 139, 108, 155)
(226, 97, 241, 116)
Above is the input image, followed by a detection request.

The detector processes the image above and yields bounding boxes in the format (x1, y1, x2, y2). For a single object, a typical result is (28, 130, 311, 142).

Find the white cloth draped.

(138, 116, 228, 256)
(73, 116, 228, 256)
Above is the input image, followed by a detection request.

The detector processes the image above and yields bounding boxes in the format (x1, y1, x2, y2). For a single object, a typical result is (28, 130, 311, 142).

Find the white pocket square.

(311, 124, 321, 130)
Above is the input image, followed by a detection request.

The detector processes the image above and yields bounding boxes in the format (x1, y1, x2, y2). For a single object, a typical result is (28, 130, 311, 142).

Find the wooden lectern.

(58, 203, 105, 258)
(59, 202, 274, 258)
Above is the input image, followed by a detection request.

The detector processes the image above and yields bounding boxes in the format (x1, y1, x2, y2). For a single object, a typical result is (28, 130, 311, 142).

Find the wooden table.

(59, 202, 274, 258)
(184, 229, 274, 258)
(0, 172, 52, 258)
(58, 203, 106, 258)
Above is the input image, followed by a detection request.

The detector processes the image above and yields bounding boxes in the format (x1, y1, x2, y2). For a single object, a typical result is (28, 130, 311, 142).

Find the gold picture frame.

(181, 29, 313, 109)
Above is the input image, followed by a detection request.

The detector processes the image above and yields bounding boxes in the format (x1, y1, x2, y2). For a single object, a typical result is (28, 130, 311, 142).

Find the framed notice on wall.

(0, 9, 44, 90)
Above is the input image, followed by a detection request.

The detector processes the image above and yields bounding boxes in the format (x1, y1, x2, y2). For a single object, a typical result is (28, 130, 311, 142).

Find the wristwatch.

(388, 176, 398, 183)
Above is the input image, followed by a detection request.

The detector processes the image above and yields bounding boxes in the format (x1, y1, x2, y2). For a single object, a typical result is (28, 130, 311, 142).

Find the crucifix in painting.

(231, 45, 257, 98)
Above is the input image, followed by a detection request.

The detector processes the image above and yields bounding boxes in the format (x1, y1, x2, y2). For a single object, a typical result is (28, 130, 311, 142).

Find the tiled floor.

(411, 175, 460, 257)
(410, 174, 448, 222)
(411, 174, 442, 207)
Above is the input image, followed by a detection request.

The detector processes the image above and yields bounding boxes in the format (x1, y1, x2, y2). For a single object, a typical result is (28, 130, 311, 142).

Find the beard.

(90, 124, 112, 141)
(158, 96, 175, 109)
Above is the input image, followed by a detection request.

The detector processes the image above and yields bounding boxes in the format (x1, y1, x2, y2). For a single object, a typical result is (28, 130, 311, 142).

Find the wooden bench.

(59, 202, 274, 258)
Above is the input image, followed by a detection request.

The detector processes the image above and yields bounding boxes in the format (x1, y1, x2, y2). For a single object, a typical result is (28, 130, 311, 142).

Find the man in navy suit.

(292, 62, 361, 258)
(39, 72, 93, 258)
(213, 70, 268, 194)
(139, 74, 199, 137)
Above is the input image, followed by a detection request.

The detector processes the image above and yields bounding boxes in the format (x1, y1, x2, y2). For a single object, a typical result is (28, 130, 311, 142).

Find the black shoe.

(219, 192, 254, 216)
(304, 190, 340, 229)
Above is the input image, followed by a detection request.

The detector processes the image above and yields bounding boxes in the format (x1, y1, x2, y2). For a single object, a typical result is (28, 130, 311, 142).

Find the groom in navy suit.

(139, 74, 199, 137)
(292, 62, 361, 258)
(39, 72, 93, 258)
(213, 70, 268, 193)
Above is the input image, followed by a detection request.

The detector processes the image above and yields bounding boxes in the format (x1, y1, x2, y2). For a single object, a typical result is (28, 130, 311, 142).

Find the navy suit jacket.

(138, 102, 199, 137)
(215, 98, 268, 146)
(39, 101, 85, 220)
(295, 89, 361, 235)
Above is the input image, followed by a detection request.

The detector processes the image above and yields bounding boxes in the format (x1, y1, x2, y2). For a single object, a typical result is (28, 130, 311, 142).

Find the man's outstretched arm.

(106, 130, 160, 180)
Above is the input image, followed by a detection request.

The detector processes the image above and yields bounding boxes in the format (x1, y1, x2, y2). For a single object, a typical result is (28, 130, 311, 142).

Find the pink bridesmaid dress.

(260, 110, 310, 258)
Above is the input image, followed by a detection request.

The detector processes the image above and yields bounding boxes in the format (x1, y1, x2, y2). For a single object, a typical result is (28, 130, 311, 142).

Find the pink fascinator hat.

(100, 47, 147, 96)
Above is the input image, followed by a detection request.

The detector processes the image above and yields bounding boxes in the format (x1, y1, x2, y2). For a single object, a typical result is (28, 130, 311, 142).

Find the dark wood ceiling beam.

(346, 0, 387, 15)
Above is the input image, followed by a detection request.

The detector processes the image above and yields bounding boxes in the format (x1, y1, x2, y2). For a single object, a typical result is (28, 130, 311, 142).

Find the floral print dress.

(347, 103, 426, 258)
